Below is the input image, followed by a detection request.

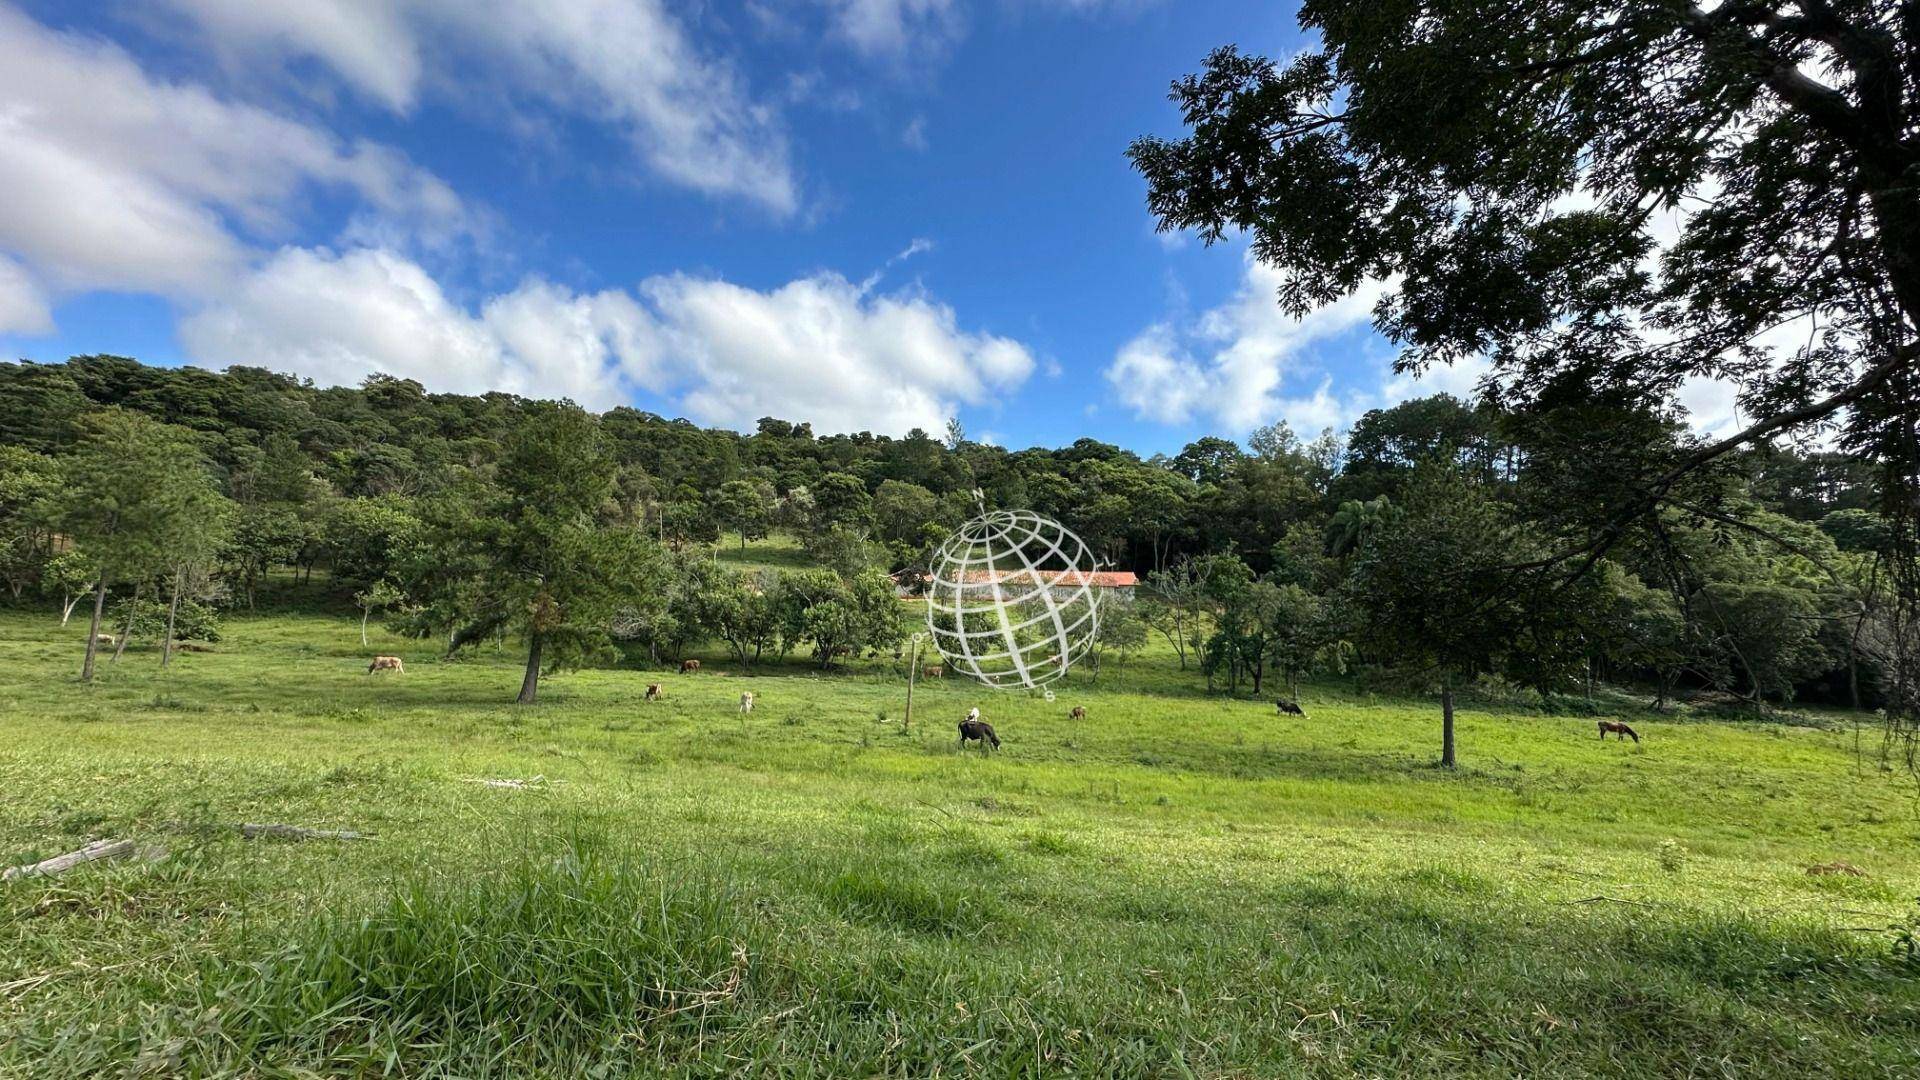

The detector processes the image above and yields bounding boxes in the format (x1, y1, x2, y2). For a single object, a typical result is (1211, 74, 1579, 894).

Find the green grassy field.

(2, 600, 1917, 1077)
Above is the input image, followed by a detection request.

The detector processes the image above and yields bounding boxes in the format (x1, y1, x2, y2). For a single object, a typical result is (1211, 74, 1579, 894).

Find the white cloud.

(0, 5, 471, 319)
(180, 248, 1036, 434)
(645, 271, 1034, 433)
(820, 0, 1150, 61)
(159, 0, 799, 214)
(902, 115, 930, 151)
(1106, 253, 1390, 431)
(179, 248, 659, 410)
(826, 0, 963, 59)
(0, 254, 51, 335)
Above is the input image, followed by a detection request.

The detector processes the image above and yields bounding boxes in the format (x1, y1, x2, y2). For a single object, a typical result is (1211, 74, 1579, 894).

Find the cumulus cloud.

(644, 271, 1034, 433)
(179, 248, 660, 410)
(0, 4, 471, 320)
(180, 248, 1035, 434)
(1106, 254, 1392, 431)
(159, 0, 799, 214)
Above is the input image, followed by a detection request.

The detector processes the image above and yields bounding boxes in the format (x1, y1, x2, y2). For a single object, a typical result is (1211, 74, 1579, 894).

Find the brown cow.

(644, 683, 663, 701)
(1068, 705, 1086, 720)
(680, 659, 701, 674)
(1598, 720, 1639, 743)
(367, 655, 404, 674)
(923, 665, 945, 679)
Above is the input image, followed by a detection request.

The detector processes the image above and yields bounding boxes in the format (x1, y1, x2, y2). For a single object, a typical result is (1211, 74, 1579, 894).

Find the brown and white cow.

(923, 665, 945, 679)
(1068, 705, 1086, 721)
(367, 655, 404, 674)
(680, 659, 701, 674)
(740, 691, 755, 714)
(645, 683, 663, 701)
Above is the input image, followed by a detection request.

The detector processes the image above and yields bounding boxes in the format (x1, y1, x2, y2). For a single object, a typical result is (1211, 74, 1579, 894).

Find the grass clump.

(821, 865, 1006, 936)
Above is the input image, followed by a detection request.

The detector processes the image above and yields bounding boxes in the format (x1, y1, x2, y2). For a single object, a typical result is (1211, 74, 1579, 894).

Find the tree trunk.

(61, 586, 89, 626)
(517, 633, 542, 705)
(1440, 685, 1457, 769)
(360, 607, 371, 647)
(80, 580, 108, 682)
(161, 572, 181, 669)
(110, 583, 137, 663)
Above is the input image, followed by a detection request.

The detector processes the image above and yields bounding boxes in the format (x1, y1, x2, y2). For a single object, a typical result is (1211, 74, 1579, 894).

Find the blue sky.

(0, 1, 1499, 456)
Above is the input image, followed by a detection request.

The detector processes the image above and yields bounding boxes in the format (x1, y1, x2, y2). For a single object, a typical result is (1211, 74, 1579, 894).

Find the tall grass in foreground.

(12, 833, 1918, 1078)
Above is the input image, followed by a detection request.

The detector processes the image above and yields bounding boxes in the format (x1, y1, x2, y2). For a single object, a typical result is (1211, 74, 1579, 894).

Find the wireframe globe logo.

(925, 508, 1101, 688)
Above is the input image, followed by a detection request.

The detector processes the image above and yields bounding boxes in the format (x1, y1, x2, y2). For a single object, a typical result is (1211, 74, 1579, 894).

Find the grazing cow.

(93, 633, 117, 647)
(740, 691, 755, 714)
(1275, 700, 1306, 717)
(1598, 720, 1639, 743)
(367, 655, 404, 674)
(1069, 705, 1086, 721)
(923, 665, 945, 679)
(680, 659, 701, 674)
(645, 683, 663, 701)
(958, 708, 999, 751)
(1806, 861, 1866, 877)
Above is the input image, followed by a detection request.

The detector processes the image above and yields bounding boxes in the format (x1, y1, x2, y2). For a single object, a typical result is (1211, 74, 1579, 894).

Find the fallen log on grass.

(460, 776, 558, 790)
(238, 823, 370, 842)
(3, 839, 134, 881)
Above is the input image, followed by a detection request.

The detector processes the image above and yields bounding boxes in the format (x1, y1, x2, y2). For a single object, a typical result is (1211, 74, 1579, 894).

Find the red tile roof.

(952, 569, 1138, 588)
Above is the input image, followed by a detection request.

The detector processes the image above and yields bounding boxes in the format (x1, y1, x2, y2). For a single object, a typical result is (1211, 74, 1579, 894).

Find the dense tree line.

(0, 355, 1901, 762)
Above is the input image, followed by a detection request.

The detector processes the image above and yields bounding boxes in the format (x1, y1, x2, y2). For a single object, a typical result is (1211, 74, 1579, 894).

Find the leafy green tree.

(712, 479, 772, 550)
(1140, 560, 1207, 670)
(1325, 496, 1398, 560)
(1093, 598, 1149, 674)
(872, 480, 940, 551)
(458, 404, 648, 704)
(0, 446, 57, 599)
(1265, 583, 1345, 701)
(1819, 509, 1893, 555)
(354, 579, 406, 648)
(661, 498, 719, 549)
(225, 505, 307, 610)
(43, 551, 97, 626)
(809, 472, 873, 534)
(159, 487, 232, 668)
(1348, 463, 1545, 767)
(323, 497, 423, 591)
(1132, 1, 1920, 727)
(55, 410, 222, 681)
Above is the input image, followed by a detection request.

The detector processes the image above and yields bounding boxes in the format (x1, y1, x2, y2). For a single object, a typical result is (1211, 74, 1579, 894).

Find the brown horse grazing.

(1598, 720, 1640, 743)
(1275, 700, 1306, 717)
(959, 717, 1000, 751)
(367, 655, 404, 674)
(680, 659, 701, 674)
(1069, 706, 1086, 720)
(644, 683, 663, 701)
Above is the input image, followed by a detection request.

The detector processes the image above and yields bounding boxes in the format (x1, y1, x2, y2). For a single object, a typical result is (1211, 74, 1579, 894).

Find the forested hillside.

(0, 353, 1899, 716)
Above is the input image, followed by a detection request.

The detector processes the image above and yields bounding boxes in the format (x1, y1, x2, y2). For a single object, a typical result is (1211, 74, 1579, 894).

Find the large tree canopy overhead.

(1130, 0, 1919, 717)
(1130, 0, 1914, 500)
